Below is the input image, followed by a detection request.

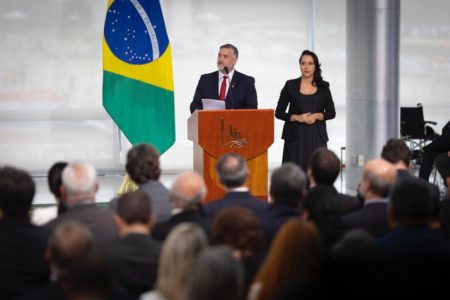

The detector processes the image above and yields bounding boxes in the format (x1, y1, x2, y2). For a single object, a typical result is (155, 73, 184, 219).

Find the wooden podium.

(188, 109, 274, 203)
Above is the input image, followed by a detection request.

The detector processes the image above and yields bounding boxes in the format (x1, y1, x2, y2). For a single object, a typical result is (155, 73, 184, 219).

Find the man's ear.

(94, 181, 100, 193)
(113, 214, 125, 234)
(60, 186, 67, 200)
(387, 202, 397, 230)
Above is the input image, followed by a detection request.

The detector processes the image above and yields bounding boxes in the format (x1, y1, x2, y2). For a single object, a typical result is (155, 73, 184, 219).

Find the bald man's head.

(170, 171, 207, 211)
(361, 159, 397, 199)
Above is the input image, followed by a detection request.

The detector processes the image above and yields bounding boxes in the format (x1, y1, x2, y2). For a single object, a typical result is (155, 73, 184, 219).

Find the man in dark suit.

(258, 163, 305, 248)
(307, 148, 360, 215)
(418, 120, 450, 180)
(341, 159, 397, 238)
(105, 191, 161, 298)
(0, 167, 50, 299)
(45, 162, 119, 251)
(111, 143, 171, 222)
(20, 220, 94, 300)
(203, 153, 268, 219)
(190, 43, 258, 112)
(152, 171, 209, 241)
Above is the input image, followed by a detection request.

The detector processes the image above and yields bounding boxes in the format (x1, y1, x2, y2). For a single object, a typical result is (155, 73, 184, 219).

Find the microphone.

(223, 66, 234, 109)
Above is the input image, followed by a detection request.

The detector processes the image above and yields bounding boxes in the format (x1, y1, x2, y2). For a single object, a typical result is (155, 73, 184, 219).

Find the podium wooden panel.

(188, 109, 274, 203)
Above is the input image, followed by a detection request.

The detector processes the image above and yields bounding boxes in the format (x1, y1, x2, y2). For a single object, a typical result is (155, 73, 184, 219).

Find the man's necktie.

(219, 75, 228, 100)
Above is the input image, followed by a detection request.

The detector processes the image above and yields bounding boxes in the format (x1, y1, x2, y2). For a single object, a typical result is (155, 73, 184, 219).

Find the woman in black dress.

(275, 50, 336, 170)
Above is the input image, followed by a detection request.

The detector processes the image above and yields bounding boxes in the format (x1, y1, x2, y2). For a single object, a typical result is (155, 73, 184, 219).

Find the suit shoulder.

(319, 80, 330, 89)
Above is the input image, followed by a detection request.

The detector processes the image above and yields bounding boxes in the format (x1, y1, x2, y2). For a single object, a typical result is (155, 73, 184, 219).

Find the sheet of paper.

(202, 98, 225, 110)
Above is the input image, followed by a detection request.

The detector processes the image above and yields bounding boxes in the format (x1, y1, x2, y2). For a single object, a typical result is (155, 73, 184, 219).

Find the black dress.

(275, 77, 336, 170)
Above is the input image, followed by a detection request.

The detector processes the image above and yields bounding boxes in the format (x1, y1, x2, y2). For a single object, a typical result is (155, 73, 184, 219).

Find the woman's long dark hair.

(299, 50, 325, 87)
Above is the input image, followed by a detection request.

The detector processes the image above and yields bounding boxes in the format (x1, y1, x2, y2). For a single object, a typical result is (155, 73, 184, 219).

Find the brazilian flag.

(103, 0, 175, 154)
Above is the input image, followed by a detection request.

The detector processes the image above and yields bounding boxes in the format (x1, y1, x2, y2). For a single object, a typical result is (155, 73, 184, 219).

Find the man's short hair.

(390, 176, 433, 225)
(309, 148, 340, 186)
(220, 44, 239, 58)
(126, 144, 161, 184)
(116, 190, 152, 224)
(48, 220, 93, 270)
(381, 138, 411, 166)
(48, 162, 68, 199)
(0, 166, 35, 218)
(170, 172, 207, 211)
(62, 162, 98, 198)
(216, 153, 248, 188)
(270, 163, 306, 206)
(363, 170, 391, 198)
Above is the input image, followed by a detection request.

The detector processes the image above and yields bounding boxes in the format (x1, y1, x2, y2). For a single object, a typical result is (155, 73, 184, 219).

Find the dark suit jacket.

(152, 210, 210, 242)
(203, 191, 268, 220)
(103, 234, 161, 298)
(275, 77, 335, 143)
(257, 203, 301, 248)
(190, 70, 258, 113)
(341, 200, 390, 238)
(0, 218, 50, 299)
(45, 203, 119, 251)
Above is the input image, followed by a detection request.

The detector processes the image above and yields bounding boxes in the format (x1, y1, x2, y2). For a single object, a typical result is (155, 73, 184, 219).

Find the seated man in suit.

(307, 148, 360, 215)
(341, 159, 396, 238)
(417, 120, 450, 181)
(152, 171, 209, 241)
(105, 191, 161, 298)
(45, 162, 119, 251)
(203, 153, 268, 219)
(0, 167, 50, 299)
(259, 163, 305, 248)
(190, 43, 258, 112)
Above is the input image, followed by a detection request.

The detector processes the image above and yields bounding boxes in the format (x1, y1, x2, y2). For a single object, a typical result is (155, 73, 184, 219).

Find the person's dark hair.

(299, 50, 325, 87)
(48, 161, 69, 215)
(390, 176, 434, 225)
(220, 43, 239, 58)
(381, 138, 411, 166)
(270, 162, 306, 207)
(48, 162, 68, 199)
(302, 186, 344, 248)
(126, 144, 161, 184)
(211, 206, 264, 254)
(216, 153, 248, 188)
(116, 190, 152, 224)
(189, 246, 244, 300)
(0, 166, 35, 218)
(309, 148, 340, 186)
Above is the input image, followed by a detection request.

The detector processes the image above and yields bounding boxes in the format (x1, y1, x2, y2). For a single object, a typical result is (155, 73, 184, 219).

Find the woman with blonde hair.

(248, 220, 325, 300)
(140, 223, 208, 300)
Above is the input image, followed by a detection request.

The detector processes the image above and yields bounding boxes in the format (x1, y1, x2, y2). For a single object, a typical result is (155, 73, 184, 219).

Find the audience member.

(188, 246, 244, 300)
(141, 223, 208, 300)
(249, 220, 325, 300)
(111, 144, 171, 222)
(19, 220, 94, 300)
(307, 148, 360, 215)
(45, 162, 119, 251)
(32, 161, 69, 225)
(435, 151, 450, 188)
(301, 185, 345, 250)
(152, 171, 209, 241)
(105, 191, 161, 299)
(203, 153, 268, 219)
(0, 166, 50, 299)
(418, 120, 450, 181)
(258, 163, 304, 248)
(377, 176, 450, 294)
(211, 206, 265, 290)
(341, 159, 396, 238)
